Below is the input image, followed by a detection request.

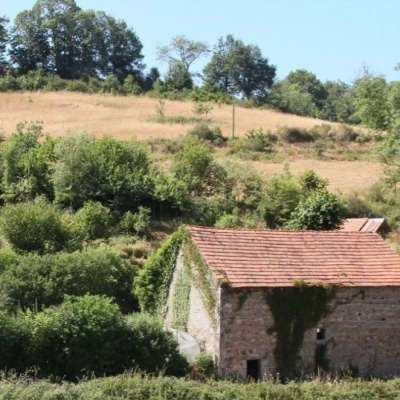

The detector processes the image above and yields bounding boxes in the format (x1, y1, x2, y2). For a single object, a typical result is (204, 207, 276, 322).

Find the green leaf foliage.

(0, 200, 67, 254)
(52, 133, 152, 212)
(70, 201, 113, 242)
(287, 190, 346, 231)
(134, 226, 187, 315)
(0, 295, 186, 380)
(0, 246, 137, 313)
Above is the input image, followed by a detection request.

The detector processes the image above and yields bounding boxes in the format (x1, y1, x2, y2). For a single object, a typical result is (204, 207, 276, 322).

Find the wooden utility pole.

(232, 103, 235, 138)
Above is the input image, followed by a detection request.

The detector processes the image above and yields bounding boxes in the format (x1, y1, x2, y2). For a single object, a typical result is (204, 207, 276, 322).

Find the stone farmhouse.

(165, 226, 400, 380)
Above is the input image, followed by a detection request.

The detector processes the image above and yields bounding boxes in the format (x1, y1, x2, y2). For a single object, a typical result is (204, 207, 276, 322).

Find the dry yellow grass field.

(0, 91, 383, 193)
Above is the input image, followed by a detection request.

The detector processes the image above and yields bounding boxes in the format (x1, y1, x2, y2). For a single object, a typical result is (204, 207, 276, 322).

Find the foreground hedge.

(0, 375, 400, 400)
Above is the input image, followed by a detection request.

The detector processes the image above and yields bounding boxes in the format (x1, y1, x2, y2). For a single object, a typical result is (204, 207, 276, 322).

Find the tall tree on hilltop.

(203, 34, 276, 102)
(0, 16, 9, 72)
(9, 0, 145, 81)
(157, 35, 209, 74)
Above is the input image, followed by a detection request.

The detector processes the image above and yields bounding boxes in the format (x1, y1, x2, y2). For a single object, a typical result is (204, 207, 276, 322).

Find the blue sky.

(2, 0, 400, 84)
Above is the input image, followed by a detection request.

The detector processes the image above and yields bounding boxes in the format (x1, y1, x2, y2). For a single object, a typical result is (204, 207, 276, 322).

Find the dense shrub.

(0, 200, 67, 254)
(278, 126, 314, 144)
(71, 201, 113, 242)
(0, 311, 29, 371)
(188, 122, 227, 145)
(0, 246, 137, 313)
(245, 128, 277, 152)
(0, 296, 186, 381)
(123, 313, 189, 376)
(119, 206, 152, 236)
(25, 295, 128, 380)
(214, 213, 241, 228)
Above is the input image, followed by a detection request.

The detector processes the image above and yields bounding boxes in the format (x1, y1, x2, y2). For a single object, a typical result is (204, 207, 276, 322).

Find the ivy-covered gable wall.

(164, 237, 221, 361)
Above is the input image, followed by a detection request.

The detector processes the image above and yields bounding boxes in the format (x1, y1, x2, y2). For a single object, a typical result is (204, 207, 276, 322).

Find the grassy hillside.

(0, 91, 383, 194)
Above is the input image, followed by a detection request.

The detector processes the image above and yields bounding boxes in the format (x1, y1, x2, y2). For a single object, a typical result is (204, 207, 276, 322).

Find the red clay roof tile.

(187, 226, 400, 288)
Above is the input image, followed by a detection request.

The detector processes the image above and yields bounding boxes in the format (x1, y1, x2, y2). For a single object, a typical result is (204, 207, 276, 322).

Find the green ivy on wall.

(264, 284, 336, 379)
(134, 226, 188, 316)
(182, 238, 218, 326)
(172, 261, 191, 330)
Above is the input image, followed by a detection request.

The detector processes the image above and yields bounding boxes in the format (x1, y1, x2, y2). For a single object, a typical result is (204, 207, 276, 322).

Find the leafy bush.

(192, 102, 214, 116)
(71, 201, 113, 242)
(0, 200, 67, 254)
(193, 353, 214, 375)
(25, 295, 127, 380)
(287, 190, 347, 230)
(214, 213, 241, 228)
(120, 206, 151, 236)
(0, 246, 138, 313)
(188, 122, 227, 145)
(245, 128, 277, 152)
(0, 311, 29, 371)
(308, 123, 335, 139)
(124, 313, 189, 376)
(278, 126, 314, 144)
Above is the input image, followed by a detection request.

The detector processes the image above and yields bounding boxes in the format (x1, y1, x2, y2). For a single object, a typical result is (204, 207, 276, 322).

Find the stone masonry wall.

(219, 286, 400, 379)
(300, 286, 400, 377)
(165, 250, 221, 364)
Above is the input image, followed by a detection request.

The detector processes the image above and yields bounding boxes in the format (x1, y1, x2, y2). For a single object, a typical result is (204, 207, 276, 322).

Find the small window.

(316, 327, 326, 341)
(247, 359, 261, 381)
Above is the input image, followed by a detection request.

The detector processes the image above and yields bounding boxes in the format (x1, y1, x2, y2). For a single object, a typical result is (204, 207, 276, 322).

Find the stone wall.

(300, 286, 400, 377)
(165, 249, 221, 364)
(219, 286, 400, 379)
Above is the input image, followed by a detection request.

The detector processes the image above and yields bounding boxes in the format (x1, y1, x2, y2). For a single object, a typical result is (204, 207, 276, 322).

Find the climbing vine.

(264, 284, 336, 379)
(171, 261, 191, 330)
(134, 226, 188, 316)
(182, 238, 218, 326)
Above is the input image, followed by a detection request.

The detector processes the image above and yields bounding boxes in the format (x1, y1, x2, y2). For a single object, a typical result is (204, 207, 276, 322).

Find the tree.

(171, 136, 227, 197)
(258, 166, 301, 228)
(352, 76, 390, 130)
(156, 35, 209, 74)
(9, 9, 51, 74)
(203, 34, 276, 101)
(270, 69, 327, 117)
(1, 122, 55, 203)
(9, 1, 145, 81)
(52, 134, 152, 212)
(287, 190, 346, 230)
(94, 11, 144, 82)
(0, 16, 9, 72)
(164, 61, 193, 90)
(322, 80, 355, 123)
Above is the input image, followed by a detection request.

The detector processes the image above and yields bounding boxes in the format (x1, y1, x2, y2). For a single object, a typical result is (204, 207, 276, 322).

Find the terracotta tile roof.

(187, 226, 400, 288)
(341, 218, 368, 231)
(341, 218, 388, 233)
(361, 218, 387, 233)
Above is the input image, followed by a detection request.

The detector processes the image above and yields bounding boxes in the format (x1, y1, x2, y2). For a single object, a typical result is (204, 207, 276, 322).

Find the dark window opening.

(316, 327, 326, 341)
(247, 359, 260, 381)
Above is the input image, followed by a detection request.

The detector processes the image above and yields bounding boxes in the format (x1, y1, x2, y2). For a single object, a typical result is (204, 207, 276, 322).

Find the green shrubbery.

(0, 295, 187, 381)
(0, 374, 399, 399)
(0, 246, 137, 313)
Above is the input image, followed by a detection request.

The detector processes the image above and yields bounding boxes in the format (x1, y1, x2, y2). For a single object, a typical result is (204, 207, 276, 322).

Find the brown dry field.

(0, 91, 383, 194)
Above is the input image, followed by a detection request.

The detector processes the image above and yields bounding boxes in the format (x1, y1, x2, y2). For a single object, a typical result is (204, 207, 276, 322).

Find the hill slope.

(0, 91, 383, 194)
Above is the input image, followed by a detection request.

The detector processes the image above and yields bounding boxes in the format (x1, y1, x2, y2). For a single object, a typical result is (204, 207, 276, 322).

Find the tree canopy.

(203, 34, 276, 102)
(9, 0, 144, 81)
